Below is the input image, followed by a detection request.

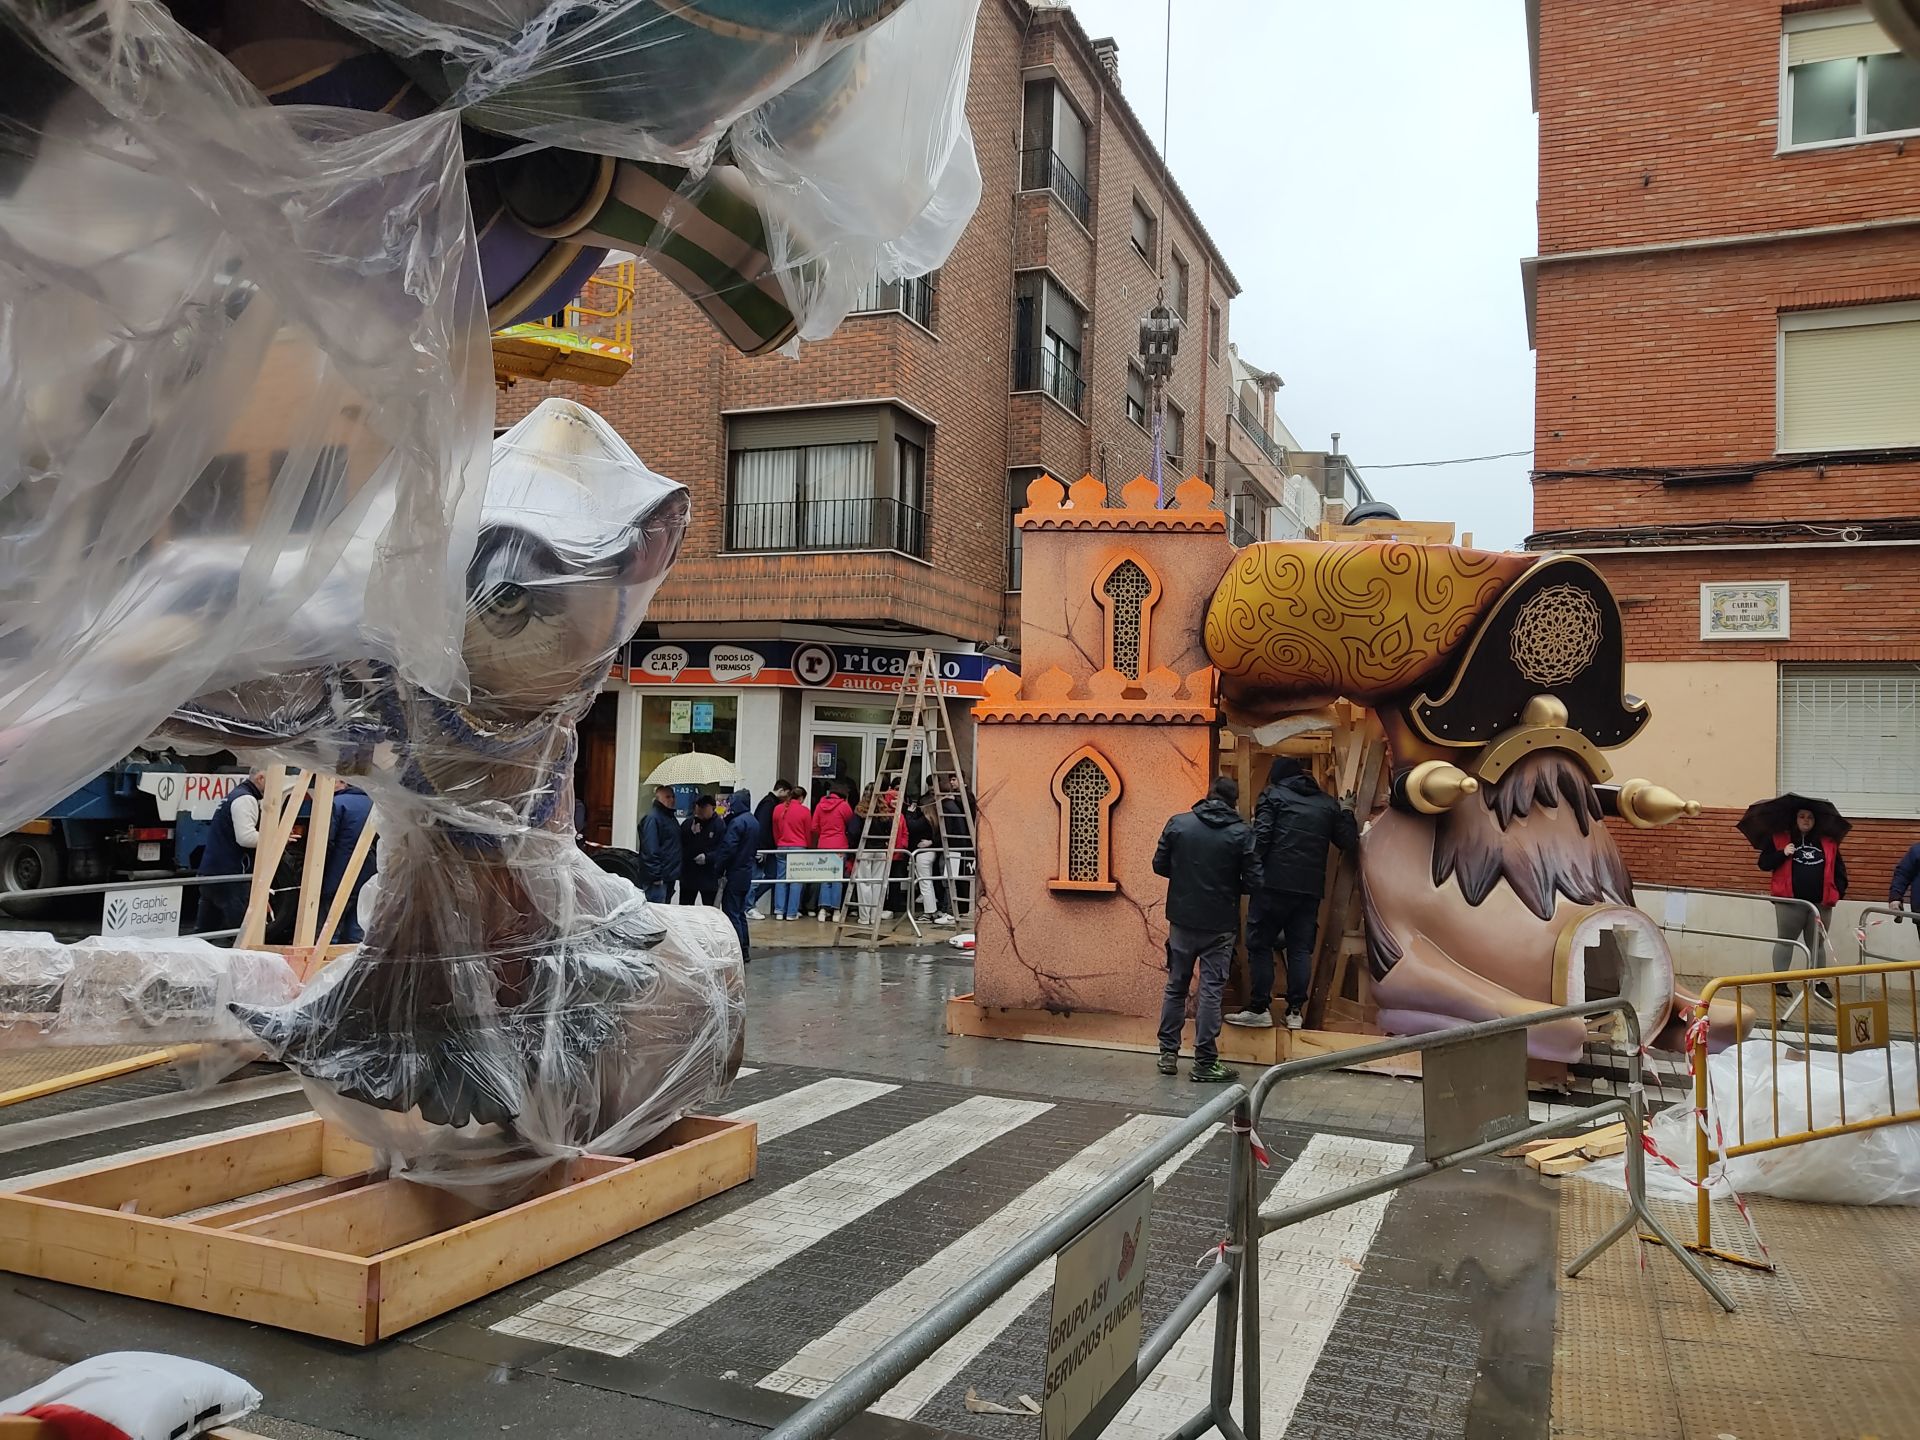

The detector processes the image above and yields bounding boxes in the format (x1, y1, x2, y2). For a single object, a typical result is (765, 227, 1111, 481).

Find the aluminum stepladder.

(832, 648, 976, 947)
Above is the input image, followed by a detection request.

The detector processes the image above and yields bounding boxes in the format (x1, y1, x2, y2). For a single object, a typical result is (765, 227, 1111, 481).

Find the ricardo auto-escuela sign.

(620, 640, 999, 699)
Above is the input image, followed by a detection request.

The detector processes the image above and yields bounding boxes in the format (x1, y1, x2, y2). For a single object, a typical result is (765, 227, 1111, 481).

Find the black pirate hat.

(1405, 555, 1647, 751)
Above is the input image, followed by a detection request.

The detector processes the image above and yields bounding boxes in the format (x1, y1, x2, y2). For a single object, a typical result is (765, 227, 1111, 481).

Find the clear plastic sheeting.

(0, 0, 492, 836)
(0, 934, 300, 1048)
(1625, 1039, 1920, 1207)
(158, 400, 745, 1202)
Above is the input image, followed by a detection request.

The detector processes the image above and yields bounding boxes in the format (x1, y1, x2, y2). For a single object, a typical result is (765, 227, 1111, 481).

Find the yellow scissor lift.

(492, 260, 636, 389)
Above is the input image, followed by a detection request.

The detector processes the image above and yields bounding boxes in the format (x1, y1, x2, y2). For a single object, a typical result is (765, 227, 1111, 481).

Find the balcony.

(1227, 388, 1289, 470)
(1019, 147, 1092, 227)
(850, 273, 936, 330)
(1013, 346, 1087, 416)
(725, 495, 930, 560)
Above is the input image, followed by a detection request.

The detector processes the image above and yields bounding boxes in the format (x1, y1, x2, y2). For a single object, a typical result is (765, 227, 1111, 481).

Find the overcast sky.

(1062, 0, 1540, 548)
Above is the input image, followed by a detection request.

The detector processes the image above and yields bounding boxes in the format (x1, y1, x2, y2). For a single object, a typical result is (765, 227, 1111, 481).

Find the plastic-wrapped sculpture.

(153, 399, 743, 1197)
(0, 0, 981, 1195)
(1206, 542, 1746, 1061)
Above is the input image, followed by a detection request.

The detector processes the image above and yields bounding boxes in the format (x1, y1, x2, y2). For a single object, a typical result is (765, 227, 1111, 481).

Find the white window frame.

(1778, 7, 1920, 153)
(1776, 300, 1920, 452)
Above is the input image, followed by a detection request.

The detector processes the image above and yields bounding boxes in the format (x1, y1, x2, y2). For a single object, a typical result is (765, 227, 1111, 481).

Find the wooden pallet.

(0, 1113, 755, 1344)
(944, 994, 1422, 1076)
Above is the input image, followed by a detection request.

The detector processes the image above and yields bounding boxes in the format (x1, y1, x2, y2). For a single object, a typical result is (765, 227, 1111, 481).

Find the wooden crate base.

(0, 1112, 756, 1344)
(944, 994, 1421, 1077)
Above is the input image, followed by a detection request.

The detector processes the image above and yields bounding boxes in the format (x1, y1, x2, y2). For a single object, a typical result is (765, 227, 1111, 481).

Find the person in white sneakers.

(904, 791, 955, 925)
(1227, 757, 1356, 1032)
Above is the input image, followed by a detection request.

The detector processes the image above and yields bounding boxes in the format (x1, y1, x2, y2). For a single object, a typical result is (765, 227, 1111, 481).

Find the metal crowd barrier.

(1690, 955, 1920, 1266)
(764, 999, 1732, 1440)
(0, 871, 251, 942)
(1649, 884, 1831, 965)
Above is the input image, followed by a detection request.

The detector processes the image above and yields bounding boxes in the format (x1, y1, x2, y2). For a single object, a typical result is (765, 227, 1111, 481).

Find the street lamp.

(1137, 303, 1181, 505)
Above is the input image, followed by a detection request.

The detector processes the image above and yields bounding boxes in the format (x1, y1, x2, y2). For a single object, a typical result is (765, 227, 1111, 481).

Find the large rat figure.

(158, 399, 744, 1199)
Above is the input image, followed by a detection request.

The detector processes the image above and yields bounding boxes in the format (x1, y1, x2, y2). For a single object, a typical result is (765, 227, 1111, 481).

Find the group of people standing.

(630, 774, 975, 960)
(195, 771, 377, 943)
(1151, 757, 1356, 1084)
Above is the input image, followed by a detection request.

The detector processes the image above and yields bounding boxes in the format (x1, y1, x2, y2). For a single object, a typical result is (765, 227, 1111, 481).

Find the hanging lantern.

(1137, 303, 1181, 382)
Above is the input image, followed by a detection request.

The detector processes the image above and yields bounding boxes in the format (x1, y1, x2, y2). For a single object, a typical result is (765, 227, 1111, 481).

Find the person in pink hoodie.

(809, 780, 856, 921)
(769, 784, 813, 920)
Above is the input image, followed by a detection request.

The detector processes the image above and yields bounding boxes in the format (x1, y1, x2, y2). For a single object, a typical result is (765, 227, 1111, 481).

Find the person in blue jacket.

(711, 788, 759, 960)
(1891, 840, 1920, 926)
(320, 783, 376, 943)
(638, 784, 683, 903)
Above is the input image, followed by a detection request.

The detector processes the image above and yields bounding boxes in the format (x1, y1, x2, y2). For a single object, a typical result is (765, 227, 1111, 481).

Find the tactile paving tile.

(1554, 1179, 1920, 1439)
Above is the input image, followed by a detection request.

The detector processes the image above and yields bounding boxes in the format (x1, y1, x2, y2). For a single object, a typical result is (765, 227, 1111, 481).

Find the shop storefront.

(594, 635, 997, 848)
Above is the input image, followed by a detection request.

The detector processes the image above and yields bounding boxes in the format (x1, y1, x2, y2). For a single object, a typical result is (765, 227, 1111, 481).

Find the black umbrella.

(1736, 793, 1851, 850)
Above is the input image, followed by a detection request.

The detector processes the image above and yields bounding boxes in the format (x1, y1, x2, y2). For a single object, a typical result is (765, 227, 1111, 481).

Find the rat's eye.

(476, 583, 533, 637)
(485, 584, 530, 617)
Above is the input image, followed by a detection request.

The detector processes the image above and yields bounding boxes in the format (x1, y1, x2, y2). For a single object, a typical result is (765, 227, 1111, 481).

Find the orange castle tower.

(971, 474, 1235, 1016)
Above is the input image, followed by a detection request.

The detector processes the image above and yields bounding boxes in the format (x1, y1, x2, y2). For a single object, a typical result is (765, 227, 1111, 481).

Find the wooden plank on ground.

(233, 1178, 486, 1257)
(189, 1173, 376, 1229)
(0, 1196, 375, 1344)
(372, 1117, 758, 1338)
(21, 1115, 322, 1215)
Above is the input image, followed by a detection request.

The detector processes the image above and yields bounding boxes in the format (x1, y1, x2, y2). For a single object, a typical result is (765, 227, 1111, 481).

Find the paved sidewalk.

(1553, 1181, 1920, 1439)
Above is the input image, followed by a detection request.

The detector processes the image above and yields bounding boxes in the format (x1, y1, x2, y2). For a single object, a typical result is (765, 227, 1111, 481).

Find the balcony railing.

(725, 496, 930, 559)
(1228, 388, 1289, 470)
(850, 274, 935, 329)
(1019, 147, 1092, 226)
(1013, 346, 1086, 416)
(1227, 514, 1259, 548)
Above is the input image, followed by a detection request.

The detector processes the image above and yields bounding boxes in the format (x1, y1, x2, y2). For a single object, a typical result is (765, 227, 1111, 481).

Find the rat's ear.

(614, 488, 690, 586)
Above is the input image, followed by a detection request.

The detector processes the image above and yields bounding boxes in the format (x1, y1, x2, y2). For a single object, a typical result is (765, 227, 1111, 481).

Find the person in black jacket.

(680, 793, 723, 906)
(711, 788, 760, 959)
(638, 784, 683, 903)
(1152, 776, 1261, 1083)
(1229, 757, 1357, 1033)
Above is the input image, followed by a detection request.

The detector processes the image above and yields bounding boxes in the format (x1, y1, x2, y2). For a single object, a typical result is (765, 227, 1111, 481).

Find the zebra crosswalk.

(488, 1064, 1421, 1439)
(0, 1055, 1520, 1440)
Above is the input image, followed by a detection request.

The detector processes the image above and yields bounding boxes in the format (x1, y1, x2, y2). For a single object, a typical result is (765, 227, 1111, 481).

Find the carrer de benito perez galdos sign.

(1043, 1178, 1153, 1440)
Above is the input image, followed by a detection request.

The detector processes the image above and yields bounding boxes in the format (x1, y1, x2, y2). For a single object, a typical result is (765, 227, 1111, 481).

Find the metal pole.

(1207, 1107, 1244, 1430)
(1622, 1038, 1737, 1313)
(1137, 1262, 1230, 1381)
(1235, 1099, 1262, 1440)
(1694, 1012, 1714, 1258)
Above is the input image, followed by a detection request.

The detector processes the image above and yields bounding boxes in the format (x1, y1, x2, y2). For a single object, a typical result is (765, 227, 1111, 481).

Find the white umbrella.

(645, 751, 739, 787)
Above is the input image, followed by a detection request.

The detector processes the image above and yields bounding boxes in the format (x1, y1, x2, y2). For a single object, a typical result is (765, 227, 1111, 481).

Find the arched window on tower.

(1049, 746, 1121, 892)
(1094, 553, 1162, 681)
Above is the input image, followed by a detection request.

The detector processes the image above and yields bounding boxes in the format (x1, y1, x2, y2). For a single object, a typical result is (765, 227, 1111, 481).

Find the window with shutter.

(1130, 198, 1155, 260)
(1779, 664, 1920, 817)
(1782, 11, 1920, 147)
(1779, 303, 1920, 452)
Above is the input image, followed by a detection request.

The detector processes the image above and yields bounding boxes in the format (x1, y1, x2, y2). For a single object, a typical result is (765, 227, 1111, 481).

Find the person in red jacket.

(769, 783, 813, 920)
(809, 781, 856, 921)
(1759, 805, 1848, 1001)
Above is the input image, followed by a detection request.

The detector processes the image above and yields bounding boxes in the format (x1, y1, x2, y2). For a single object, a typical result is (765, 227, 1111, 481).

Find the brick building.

(1526, 0, 1920, 905)
(500, 0, 1242, 849)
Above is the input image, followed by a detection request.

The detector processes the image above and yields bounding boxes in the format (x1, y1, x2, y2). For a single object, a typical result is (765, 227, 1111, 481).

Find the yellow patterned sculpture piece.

(1203, 541, 1533, 725)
